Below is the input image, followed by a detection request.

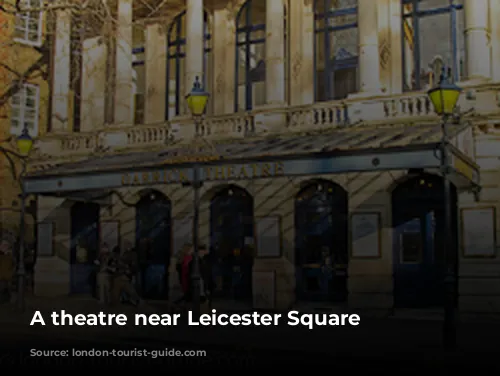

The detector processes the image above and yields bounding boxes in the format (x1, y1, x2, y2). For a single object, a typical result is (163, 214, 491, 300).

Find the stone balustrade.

(34, 124, 176, 158)
(288, 101, 349, 130)
(30, 86, 497, 163)
(381, 92, 435, 119)
(198, 112, 255, 138)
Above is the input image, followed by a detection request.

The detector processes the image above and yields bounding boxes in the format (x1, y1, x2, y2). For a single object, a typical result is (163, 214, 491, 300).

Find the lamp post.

(0, 127, 34, 311)
(427, 68, 462, 350)
(185, 76, 210, 318)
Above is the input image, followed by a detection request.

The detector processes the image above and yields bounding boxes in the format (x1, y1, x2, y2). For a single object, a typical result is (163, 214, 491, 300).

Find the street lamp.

(427, 67, 462, 350)
(16, 127, 35, 157)
(185, 76, 209, 318)
(186, 76, 210, 117)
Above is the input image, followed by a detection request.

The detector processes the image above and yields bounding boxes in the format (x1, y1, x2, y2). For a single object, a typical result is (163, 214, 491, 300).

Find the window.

(132, 47, 145, 125)
(402, 0, 465, 91)
(10, 83, 40, 137)
(166, 11, 212, 120)
(314, 0, 358, 102)
(70, 12, 83, 132)
(235, 0, 266, 112)
(45, 11, 56, 132)
(132, 24, 145, 125)
(13, 0, 43, 46)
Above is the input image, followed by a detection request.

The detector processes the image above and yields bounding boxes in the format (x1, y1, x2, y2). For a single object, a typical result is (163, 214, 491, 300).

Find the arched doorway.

(392, 173, 458, 308)
(135, 190, 171, 300)
(295, 180, 348, 302)
(70, 202, 100, 294)
(210, 185, 254, 300)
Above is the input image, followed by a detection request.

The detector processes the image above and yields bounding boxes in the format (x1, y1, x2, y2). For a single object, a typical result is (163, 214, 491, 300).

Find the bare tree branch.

(0, 0, 82, 14)
(0, 62, 21, 77)
(0, 54, 47, 107)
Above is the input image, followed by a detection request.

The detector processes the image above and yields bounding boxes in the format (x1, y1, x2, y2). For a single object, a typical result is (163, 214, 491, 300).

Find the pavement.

(1, 296, 499, 368)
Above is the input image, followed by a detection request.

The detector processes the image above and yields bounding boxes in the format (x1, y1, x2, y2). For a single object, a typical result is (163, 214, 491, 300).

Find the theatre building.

(22, 0, 500, 314)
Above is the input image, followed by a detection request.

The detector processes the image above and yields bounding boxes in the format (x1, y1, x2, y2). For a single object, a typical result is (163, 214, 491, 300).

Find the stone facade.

(0, 8, 49, 244)
(25, 0, 500, 314)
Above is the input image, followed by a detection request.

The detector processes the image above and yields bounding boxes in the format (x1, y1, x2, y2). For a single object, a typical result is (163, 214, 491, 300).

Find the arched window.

(314, 0, 358, 102)
(295, 180, 348, 302)
(166, 11, 212, 119)
(135, 190, 171, 300)
(235, 0, 266, 112)
(402, 0, 465, 91)
(210, 186, 254, 300)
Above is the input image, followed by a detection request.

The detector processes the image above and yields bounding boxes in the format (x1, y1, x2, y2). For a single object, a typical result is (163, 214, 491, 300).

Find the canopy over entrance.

(24, 122, 480, 196)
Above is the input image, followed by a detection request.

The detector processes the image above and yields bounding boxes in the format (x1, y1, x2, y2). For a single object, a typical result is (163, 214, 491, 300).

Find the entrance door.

(392, 174, 455, 308)
(70, 202, 100, 294)
(210, 186, 254, 301)
(135, 191, 171, 300)
(295, 181, 348, 302)
(393, 210, 443, 307)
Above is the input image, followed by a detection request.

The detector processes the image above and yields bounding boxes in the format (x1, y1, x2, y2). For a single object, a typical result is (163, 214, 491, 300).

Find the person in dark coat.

(198, 244, 213, 307)
(180, 246, 193, 303)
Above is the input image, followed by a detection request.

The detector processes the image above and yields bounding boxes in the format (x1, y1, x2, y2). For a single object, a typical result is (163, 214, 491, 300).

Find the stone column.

(389, 0, 402, 93)
(288, 0, 302, 106)
(212, 8, 228, 114)
(301, 0, 315, 105)
(51, 10, 71, 132)
(80, 37, 107, 132)
(114, 0, 134, 125)
(185, 0, 204, 95)
(144, 23, 167, 124)
(289, 0, 314, 106)
(265, 0, 286, 105)
(489, 0, 500, 81)
(465, 0, 491, 81)
(357, 0, 381, 94)
(377, 0, 391, 93)
(223, 12, 236, 114)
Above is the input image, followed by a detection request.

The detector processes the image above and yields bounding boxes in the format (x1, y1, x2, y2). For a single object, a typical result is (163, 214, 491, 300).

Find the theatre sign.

(23, 122, 481, 196)
(120, 161, 285, 186)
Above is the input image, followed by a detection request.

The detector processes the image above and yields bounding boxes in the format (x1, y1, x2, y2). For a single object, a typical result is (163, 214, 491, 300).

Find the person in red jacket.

(181, 246, 193, 302)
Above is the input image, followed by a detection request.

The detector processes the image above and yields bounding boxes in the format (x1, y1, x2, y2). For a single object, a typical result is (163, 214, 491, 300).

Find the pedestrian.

(110, 246, 141, 306)
(186, 244, 209, 310)
(199, 244, 214, 309)
(172, 244, 191, 307)
(95, 243, 112, 304)
(122, 243, 138, 286)
(180, 244, 194, 304)
(0, 240, 14, 304)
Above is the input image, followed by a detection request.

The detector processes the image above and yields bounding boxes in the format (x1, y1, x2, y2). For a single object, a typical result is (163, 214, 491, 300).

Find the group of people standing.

(94, 243, 141, 306)
(94, 241, 215, 310)
(174, 243, 214, 310)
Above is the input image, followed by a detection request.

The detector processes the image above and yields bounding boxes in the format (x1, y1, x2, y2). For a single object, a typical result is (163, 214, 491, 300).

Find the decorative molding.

(379, 35, 390, 70)
(291, 52, 302, 82)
